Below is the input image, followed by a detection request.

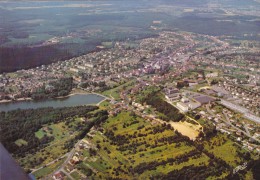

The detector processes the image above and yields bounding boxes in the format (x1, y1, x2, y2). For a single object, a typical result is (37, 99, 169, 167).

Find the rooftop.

(193, 95, 215, 104)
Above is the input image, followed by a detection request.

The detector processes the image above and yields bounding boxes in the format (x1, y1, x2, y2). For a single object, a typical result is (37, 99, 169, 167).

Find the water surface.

(0, 94, 105, 112)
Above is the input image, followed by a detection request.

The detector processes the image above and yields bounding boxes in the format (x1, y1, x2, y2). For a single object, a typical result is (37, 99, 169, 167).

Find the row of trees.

(144, 93, 184, 122)
(150, 163, 227, 180)
(105, 121, 192, 156)
(133, 149, 201, 174)
(102, 111, 255, 179)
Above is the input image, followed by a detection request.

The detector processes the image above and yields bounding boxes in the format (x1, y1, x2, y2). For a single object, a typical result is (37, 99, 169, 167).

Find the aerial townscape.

(0, 0, 259, 180)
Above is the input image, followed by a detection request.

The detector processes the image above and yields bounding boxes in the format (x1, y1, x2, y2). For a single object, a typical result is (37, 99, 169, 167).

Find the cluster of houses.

(164, 81, 259, 153)
(1, 31, 197, 100)
(53, 140, 94, 180)
(242, 140, 260, 153)
(0, 69, 64, 100)
(219, 81, 260, 116)
(198, 105, 260, 152)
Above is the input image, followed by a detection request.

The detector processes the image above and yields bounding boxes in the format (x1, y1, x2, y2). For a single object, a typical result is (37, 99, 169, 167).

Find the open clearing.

(170, 121, 201, 140)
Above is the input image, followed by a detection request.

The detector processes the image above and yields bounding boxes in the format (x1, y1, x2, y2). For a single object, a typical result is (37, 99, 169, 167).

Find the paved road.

(49, 140, 82, 180)
(61, 140, 81, 168)
(31, 153, 68, 173)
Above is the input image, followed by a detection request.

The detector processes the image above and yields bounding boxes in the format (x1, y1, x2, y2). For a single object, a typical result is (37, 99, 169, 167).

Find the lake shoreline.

(0, 97, 33, 104)
(0, 91, 109, 105)
(0, 93, 108, 112)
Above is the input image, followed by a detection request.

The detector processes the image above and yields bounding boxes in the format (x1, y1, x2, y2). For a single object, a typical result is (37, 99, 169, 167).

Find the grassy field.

(33, 158, 65, 179)
(68, 110, 256, 179)
(98, 100, 110, 109)
(15, 139, 28, 146)
(203, 134, 245, 167)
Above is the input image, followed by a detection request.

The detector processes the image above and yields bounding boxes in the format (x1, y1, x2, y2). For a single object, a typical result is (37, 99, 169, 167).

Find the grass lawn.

(49, 123, 67, 140)
(86, 159, 109, 172)
(203, 134, 243, 167)
(15, 139, 28, 146)
(99, 100, 110, 109)
(35, 129, 45, 139)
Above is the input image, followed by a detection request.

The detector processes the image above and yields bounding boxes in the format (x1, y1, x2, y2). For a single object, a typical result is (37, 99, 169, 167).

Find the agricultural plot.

(76, 111, 254, 179)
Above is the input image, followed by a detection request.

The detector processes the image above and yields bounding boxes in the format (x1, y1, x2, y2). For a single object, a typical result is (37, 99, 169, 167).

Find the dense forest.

(0, 45, 72, 73)
(144, 93, 184, 122)
(31, 77, 74, 100)
(0, 105, 102, 156)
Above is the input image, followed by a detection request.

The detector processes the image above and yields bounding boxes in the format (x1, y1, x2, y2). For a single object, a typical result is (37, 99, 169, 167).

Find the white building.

(176, 102, 189, 112)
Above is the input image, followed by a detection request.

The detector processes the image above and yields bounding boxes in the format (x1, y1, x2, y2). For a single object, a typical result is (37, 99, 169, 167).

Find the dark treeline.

(0, 32, 157, 74)
(247, 159, 260, 180)
(0, 45, 72, 73)
(133, 149, 201, 174)
(0, 105, 98, 156)
(79, 80, 109, 92)
(104, 123, 192, 156)
(144, 93, 184, 122)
